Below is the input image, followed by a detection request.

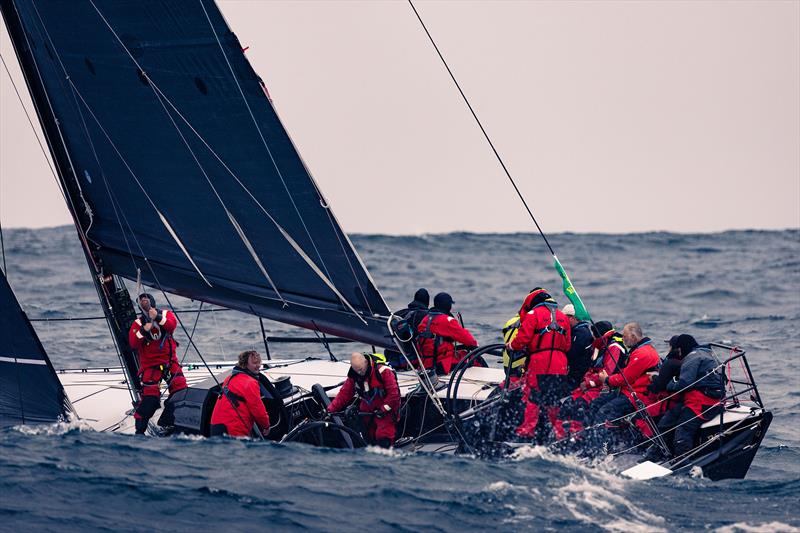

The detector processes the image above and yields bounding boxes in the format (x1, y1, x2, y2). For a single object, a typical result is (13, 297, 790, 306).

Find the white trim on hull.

(57, 358, 505, 435)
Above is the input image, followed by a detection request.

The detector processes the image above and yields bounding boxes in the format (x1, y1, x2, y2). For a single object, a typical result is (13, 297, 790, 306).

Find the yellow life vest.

(501, 316, 527, 370)
(366, 352, 388, 365)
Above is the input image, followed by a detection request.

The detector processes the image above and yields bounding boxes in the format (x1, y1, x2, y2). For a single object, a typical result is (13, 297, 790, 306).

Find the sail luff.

(2, 0, 392, 346)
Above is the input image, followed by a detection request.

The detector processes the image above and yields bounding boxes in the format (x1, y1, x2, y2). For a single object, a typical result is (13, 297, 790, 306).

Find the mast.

(0, 0, 140, 396)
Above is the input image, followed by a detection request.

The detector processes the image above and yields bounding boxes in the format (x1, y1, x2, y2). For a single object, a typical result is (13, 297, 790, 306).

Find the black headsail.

(0, 269, 70, 427)
(1, 1, 391, 347)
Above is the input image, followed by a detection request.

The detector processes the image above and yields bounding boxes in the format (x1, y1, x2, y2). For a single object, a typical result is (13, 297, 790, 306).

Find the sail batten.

(1, 0, 392, 347)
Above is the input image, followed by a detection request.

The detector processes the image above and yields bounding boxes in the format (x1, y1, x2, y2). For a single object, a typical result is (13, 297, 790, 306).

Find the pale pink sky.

(1, 0, 798, 234)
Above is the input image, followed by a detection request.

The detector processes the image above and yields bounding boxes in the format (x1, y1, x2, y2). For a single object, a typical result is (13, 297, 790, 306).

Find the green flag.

(553, 255, 591, 322)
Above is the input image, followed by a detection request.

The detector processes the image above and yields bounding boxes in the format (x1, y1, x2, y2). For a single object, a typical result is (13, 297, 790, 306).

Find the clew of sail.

(0, 269, 71, 427)
(1, 0, 391, 347)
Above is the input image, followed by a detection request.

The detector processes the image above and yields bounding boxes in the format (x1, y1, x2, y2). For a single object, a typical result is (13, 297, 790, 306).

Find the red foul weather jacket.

(328, 364, 401, 416)
(573, 331, 626, 403)
(509, 305, 571, 387)
(128, 309, 178, 368)
(415, 313, 478, 373)
(607, 339, 660, 405)
(328, 363, 401, 443)
(210, 369, 270, 437)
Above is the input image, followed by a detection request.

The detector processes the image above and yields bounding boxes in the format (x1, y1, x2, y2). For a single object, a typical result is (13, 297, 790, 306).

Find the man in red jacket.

(506, 288, 571, 440)
(415, 293, 478, 374)
(210, 350, 271, 438)
(328, 352, 401, 447)
(594, 322, 661, 437)
(128, 293, 187, 435)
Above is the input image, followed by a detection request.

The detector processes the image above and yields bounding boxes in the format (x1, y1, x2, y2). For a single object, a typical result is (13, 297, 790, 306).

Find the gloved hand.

(344, 404, 359, 420)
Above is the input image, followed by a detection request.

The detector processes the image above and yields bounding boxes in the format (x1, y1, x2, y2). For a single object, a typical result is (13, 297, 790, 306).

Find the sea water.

(1, 226, 798, 532)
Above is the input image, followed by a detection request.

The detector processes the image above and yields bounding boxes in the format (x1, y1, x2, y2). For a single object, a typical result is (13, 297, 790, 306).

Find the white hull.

(58, 358, 505, 435)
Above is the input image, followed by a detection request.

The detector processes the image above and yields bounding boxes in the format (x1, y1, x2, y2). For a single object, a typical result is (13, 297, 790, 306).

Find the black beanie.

(592, 320, 613, 338)
(413, 288, 430, 307)
(433, 292, 454, 313)
(674, 334, 699, 358)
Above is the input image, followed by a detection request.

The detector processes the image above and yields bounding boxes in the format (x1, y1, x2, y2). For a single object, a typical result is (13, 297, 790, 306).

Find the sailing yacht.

(0, 0, 770, 480)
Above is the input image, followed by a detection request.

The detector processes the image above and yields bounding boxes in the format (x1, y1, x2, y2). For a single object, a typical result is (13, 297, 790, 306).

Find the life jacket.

(221, 367, 267, 408)
(348, 356, 395, 404)
(501, 316, 526, 372)
(415, 311, 446, 368)
(393, 305, 428, 342)
(592, 331, 627, 372)
(526, 301, 567, 357)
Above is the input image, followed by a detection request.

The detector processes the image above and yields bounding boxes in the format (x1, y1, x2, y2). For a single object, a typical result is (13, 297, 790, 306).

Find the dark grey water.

(1, 226, 799, 532)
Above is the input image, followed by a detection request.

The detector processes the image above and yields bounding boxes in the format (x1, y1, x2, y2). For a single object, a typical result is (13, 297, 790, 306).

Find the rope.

(610, 400, 725, 457)
(407, 0, 554, 256)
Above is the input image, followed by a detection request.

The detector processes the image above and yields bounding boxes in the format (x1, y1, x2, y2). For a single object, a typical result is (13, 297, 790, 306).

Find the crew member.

(594, 322, 660, 437)
(560, 321, 626, 433)
(506, 288, 571, 440)
(128, 292, 187, 435)
(648, 335, 685, 394)
(328, 352, 401, 447)
(658, 341, 725, 457)
(415, 292, 478, 374)
(563, 304, 594, 390)
(396, 288, 430, 333)
(499, 289, 552, 380)
(210, 350, 271, 438)
(388, 288, 431, 369)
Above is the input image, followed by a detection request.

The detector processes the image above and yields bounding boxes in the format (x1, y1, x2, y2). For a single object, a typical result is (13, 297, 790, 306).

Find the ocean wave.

(714, 522, 800, 533)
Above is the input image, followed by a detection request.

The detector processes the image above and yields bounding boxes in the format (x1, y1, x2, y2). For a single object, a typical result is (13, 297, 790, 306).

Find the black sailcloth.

(1, 0, 392, 347)
(0, 270, 70, 427)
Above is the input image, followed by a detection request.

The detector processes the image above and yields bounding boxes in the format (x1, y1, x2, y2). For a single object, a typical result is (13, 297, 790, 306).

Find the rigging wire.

(407, 0, 555, 256)
(3, 8, 139, 405)
(197, 0, 336, 284)
(86, 0, 369, 324)
(0, 52, 62, 279)
(21, 7, 223, 389)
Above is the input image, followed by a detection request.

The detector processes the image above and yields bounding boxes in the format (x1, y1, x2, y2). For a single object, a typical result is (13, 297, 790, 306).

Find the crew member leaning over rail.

(593, 322, 661, 437)
(559, 321, 626, 434)
(656, 343, 726, 459)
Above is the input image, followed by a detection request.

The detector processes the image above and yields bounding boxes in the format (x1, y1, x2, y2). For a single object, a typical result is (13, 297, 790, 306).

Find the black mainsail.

(0, 269, 70, 427)
(1, 0, 391, 347)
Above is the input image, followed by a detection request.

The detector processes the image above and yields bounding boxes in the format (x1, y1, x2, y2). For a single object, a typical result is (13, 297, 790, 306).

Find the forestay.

(0, 0, 391, 346)
(0, 269, 70, 427)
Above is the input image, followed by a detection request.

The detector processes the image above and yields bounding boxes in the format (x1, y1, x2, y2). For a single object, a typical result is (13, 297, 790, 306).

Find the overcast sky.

(1, 0, 798, 234)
